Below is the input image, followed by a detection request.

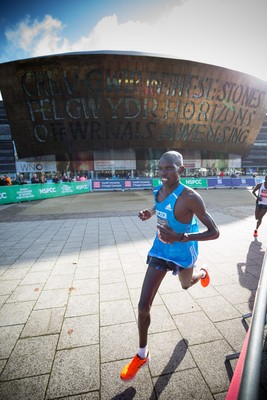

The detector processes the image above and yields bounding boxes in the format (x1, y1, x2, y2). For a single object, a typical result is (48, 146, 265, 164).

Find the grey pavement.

(0, 189, 266, 399)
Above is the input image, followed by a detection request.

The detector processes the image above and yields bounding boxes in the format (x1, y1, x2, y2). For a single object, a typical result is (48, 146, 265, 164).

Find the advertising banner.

(181, 178, 208, 189)
(231, 178, 256, 187)
(0, 177, 257, 205)
(124, 179, 152, 190)
(92, 179, 153, 191)
(207, 178, 231, 188)
(208, 177, 256, 188)
(16, 160, 57, 173)
(152, 178, 162, 187)
(152, 178, 208, 189)
(92, 179, 124, 191)
(0, 182, 91, 205)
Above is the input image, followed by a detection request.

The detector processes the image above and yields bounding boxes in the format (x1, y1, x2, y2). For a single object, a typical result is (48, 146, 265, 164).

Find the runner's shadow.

(237, 239, 265, 312)
(225, 239, 266, 381)
(149, 339, 188, 400)
(111, 387, 136, 400)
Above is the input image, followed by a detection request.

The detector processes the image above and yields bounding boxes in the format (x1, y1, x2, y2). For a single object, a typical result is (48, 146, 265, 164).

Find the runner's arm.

(252, 184, 261, 199)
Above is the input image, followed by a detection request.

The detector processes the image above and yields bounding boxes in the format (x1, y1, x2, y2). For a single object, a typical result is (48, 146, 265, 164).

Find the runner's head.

(158, 151, 185, 185)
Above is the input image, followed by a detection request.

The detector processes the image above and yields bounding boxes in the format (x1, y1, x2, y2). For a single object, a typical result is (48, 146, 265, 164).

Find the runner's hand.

(158, 225, 178, 244)
(138, 209, 153, 221)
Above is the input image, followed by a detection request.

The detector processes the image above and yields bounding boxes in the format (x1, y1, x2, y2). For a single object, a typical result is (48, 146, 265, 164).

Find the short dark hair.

(160, 151, 183, 167)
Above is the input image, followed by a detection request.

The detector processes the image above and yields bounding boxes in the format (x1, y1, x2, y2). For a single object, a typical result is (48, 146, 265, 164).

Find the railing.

(226, 250, 267, 399)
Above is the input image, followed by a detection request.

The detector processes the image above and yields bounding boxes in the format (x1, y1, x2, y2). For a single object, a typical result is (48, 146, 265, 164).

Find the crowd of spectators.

(0, 173, 89, 186)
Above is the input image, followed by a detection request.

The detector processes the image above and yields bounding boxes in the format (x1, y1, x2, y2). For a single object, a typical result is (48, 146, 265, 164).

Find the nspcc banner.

(181, 178, 208, 189)
(153, 178, 208, 189)
(0, 182, 91, 205)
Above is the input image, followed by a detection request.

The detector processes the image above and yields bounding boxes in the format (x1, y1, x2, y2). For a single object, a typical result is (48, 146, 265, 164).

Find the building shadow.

(149, 339, 188, 400)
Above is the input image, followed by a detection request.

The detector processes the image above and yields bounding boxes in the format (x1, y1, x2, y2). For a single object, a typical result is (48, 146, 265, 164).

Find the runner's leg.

(256, 208, 267, 229)
(138, 266, 166, 348)
(178, 266, 204, 289)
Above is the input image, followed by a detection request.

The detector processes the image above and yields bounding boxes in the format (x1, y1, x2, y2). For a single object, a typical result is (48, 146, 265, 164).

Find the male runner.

(120, 150, 220, 382)
(252, 175, 267, 237)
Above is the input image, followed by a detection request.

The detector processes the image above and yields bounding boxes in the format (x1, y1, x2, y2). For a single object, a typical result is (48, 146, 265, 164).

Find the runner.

(252, 175, 267, 237)
(120, 150, 220, 382)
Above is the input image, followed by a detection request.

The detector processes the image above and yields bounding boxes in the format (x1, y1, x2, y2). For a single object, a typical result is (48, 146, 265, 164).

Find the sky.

(0, 0, 267, 82)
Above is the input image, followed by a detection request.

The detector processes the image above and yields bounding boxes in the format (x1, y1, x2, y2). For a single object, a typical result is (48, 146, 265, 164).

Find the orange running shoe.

(200, 268, 210, 287)
(120, 352, 150, 382)
(253, 230, 258, 237)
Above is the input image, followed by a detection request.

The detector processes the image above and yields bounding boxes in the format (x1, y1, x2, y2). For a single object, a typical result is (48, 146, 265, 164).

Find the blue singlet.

(148, 183, 199, 268)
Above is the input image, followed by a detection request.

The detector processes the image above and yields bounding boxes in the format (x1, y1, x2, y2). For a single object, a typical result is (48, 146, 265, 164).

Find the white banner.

(228, 154, 242, 168)
(94, 149, 136, 171)
(16, 161, 57, 173)
(94, 159, 136, 171)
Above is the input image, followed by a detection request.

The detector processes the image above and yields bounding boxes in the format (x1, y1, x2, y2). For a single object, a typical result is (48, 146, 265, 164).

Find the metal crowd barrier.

(226, 250, 267, 399)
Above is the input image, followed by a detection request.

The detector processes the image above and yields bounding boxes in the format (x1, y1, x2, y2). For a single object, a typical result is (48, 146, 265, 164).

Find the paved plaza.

(0, 188, 266, 399)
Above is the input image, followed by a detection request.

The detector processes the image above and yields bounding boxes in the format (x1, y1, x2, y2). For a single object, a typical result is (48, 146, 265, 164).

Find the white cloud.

(2, 0, 267, 81)
(71, 14, 152, 52)
(5, 14, 68, 56)
(69, 0, 267, 81)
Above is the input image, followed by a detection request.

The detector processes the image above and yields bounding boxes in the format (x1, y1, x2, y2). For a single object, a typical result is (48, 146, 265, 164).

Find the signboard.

(124, 179, 152, 190)
(0, 177, 257, 205)
(94, 148, 136, 171)
(0, 181, 91, 205)
(207, 178, 231, 187)
(181, 178, 208, 189)
(92, 178, 153, 191)
(92, 179, 124, 191)
(232, 177, 255, 187)
(207, 177, 256, 188)
(0, 52, 267, 160)
(94, 160, 136, 171)
(16, 160, 57, 173)
(153, 177, 207, 189)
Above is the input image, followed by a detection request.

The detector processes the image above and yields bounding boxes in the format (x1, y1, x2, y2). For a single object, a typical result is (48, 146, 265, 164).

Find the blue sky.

(0, 0, 266, 81)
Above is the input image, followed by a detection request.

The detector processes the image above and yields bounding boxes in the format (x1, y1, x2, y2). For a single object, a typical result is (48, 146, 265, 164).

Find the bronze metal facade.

(0, 51, 267, 160)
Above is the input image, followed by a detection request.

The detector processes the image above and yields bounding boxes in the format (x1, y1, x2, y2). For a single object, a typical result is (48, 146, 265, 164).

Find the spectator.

(4, 175, 12, 185)
(31, 174, 40, 184)
(62, 174, 69, 182)
(40, 175, 47, 184)
(52, 174, 60, 183)
(18, 174, 27, 184)
(0, 175, 8, 186)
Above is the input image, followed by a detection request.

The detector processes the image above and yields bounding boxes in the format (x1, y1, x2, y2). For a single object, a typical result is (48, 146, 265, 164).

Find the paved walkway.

(0, 189, 266, 399)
